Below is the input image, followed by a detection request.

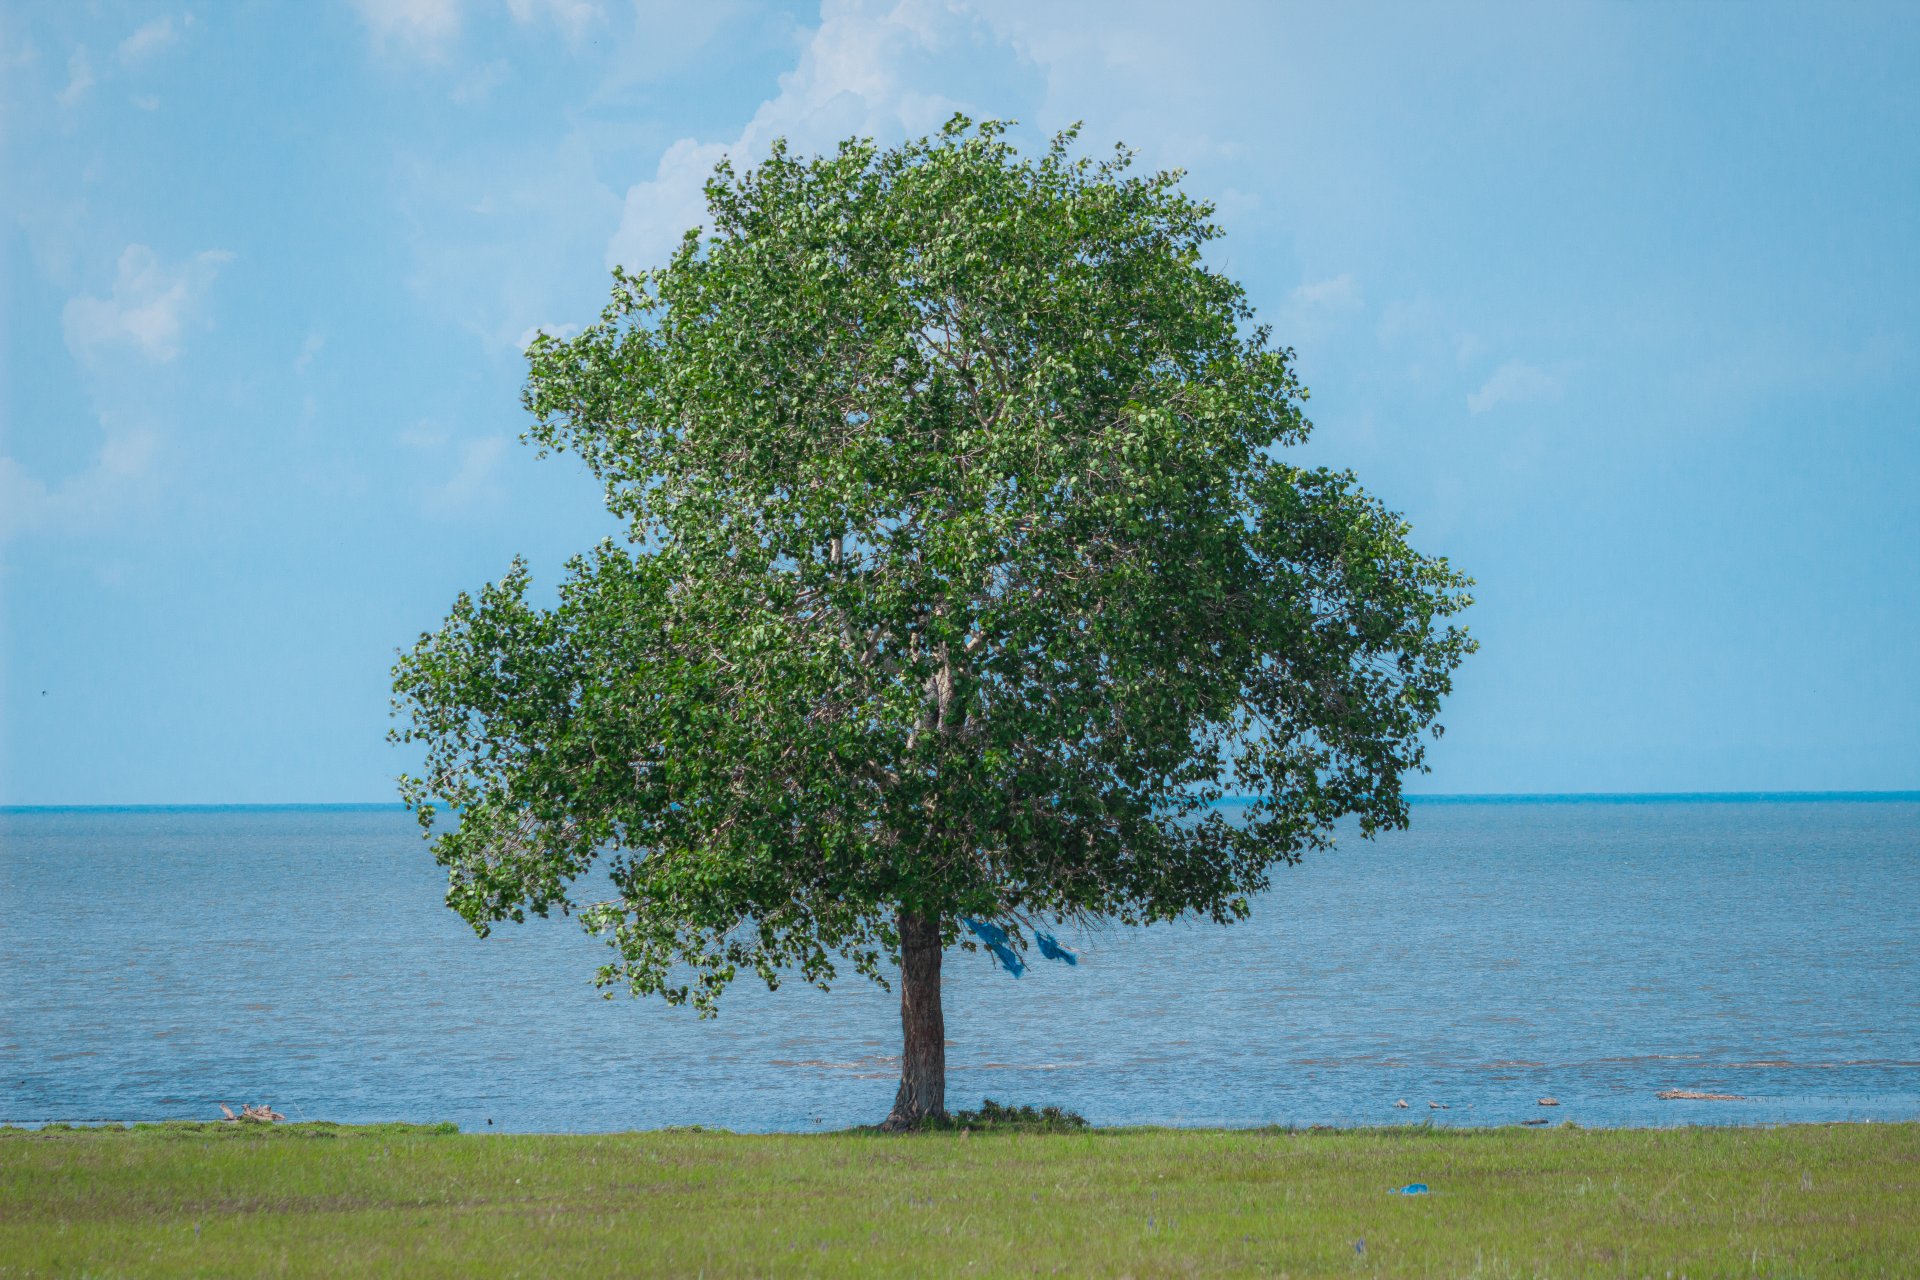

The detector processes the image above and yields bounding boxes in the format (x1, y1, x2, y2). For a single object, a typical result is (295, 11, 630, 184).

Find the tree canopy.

(391, 117, 1473, 1122)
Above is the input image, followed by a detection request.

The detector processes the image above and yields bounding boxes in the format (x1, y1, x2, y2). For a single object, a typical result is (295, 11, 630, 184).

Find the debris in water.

(1393, 1099, 1409, 1109)
(1537, 1097, 1559, 1106)
(1428, 1101, 1448, 1110)
(1656, 1089, 1744, 1101)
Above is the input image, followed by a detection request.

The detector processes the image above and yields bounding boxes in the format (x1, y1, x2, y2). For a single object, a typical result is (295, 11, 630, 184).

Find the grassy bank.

(2, 1121, 1915, 1277)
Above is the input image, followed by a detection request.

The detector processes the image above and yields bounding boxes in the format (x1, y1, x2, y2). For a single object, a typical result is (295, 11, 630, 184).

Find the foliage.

(391, 116, 1474, 1015)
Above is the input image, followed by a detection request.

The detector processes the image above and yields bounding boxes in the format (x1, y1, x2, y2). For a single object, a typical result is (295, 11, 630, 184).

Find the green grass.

(2, 1121, 1915, 1277)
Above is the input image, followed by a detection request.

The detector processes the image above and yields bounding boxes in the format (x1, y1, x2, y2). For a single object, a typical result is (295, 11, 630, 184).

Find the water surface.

(2, 797, 1915, 1131)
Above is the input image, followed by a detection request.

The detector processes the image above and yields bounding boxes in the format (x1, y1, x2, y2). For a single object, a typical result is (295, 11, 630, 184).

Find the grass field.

(2, 1120, 1915, 1277)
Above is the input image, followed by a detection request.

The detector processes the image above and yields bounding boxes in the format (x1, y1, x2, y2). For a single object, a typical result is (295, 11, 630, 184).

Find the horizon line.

(3, 789, 1917, 813)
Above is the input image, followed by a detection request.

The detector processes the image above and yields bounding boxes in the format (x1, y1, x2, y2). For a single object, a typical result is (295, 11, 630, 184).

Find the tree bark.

(882, 909, 947, 1129)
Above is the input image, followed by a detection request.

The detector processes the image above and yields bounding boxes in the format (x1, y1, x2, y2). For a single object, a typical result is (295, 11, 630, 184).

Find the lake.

(2, 797, 1915, 1132)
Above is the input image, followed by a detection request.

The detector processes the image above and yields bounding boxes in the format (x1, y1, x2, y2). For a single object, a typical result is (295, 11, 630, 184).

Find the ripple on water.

(2, 798, 1917, 1130)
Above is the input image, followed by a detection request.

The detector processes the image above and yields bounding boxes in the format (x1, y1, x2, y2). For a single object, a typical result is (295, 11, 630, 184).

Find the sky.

(2, 0, 1917, 804)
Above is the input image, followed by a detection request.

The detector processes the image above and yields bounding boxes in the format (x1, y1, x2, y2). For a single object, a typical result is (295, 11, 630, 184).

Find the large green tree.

(392, 118, 1473, 1128)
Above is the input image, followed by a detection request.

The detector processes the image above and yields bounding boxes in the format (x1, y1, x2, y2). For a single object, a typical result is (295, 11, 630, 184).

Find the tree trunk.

(882, 909, 946, 1130)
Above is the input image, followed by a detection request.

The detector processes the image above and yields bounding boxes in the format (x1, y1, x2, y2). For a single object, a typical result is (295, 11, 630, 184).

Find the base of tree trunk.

(880, 908, 947, 1130)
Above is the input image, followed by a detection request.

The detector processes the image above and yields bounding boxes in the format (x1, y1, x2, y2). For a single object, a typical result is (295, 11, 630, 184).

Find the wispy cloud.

(416, 434, 510, 516)
(118, 15, 185, 66)
(57, 46, 93, 108)
(607, 0, 1000, 270)
(399, 421, 511, 516)
(348, 0, 462, 60)
(435, 435, 508, 511)
(294, 331, 326, 374)
(506, 0, 601, 42)
(449, 58, 510, 104)
(1289, 273, 1362, 312)
(516, 322, 579, 350)
(0, 415, 162, 544)
(62, 244, 234, 364)
(351, 0, 601, 61)
(1467, 359, 1561, 414)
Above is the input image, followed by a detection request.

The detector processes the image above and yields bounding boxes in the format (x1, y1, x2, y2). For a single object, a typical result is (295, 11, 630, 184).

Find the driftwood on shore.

(218, 1102, 285, 1123)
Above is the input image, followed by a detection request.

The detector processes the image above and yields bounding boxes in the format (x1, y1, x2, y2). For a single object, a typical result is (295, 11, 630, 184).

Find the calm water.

(2, 798, 1916, 1132)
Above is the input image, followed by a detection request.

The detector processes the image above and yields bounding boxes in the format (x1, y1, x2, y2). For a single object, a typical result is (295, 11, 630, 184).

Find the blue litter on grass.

(1391, 1183, 1430, 1195)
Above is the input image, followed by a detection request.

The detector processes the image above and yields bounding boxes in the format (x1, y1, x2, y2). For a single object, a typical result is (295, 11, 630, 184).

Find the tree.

(391, 117, 1474, 1129)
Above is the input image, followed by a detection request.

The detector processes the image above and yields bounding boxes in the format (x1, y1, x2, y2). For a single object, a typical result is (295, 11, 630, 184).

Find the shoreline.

(6, 1115, 1917, 1135)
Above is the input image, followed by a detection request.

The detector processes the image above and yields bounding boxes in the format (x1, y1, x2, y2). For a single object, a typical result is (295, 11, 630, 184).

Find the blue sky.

(3, 0, 1916, 804)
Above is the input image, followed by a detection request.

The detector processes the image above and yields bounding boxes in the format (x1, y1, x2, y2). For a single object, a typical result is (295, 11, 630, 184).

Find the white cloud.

(410, 429, 506, 510)
(1467, 359, 1561, 414)
(400, 131, 622, 352)
(0, 23, 39, 73)
(449, 58, 511, 104)
(426, 434, 510, 515)
(507, 0, 601, 41)
(348, 0, 462, 59)
(1374, 295, 1490, 386)
(57, 47, 93, 108)
(1377, 295, 1446, 350)
(350, 0, 599, 60)
(118, 15, 183, 66)
(400, 418, 512, 514)
(606, 0, 1002, 270)
(399, 420, 452, 449)
(517, 322, 580, 350)
(1289, 273, 1362, 312)
(0, 416, 162, 543)
(132, 94, 160, 111)
(294, 331, 326, 374)
(62, 244, 234, 364)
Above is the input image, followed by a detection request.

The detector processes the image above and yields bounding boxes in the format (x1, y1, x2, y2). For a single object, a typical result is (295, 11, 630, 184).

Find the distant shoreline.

(5, 790, 1917, 813)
